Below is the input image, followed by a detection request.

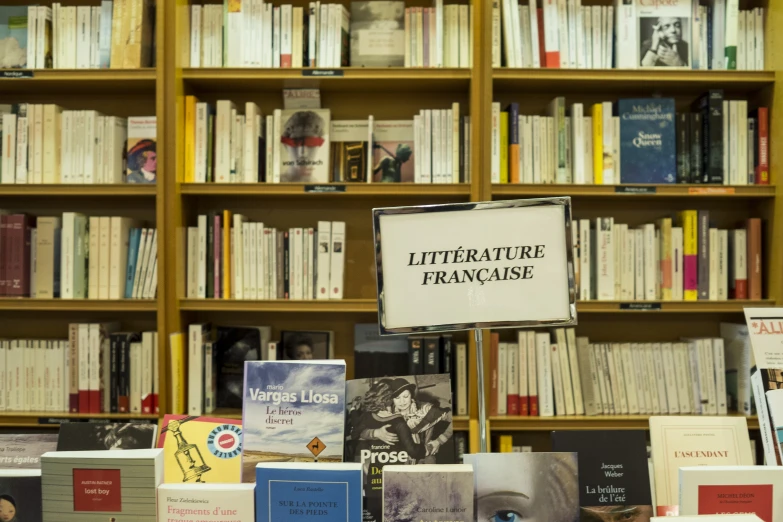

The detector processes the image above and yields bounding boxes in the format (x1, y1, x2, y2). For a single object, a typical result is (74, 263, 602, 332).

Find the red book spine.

(153, 393, 159, 414)
(529, 394, 539, 416)
(490, 333, 498, 416)
(519, 395, 529, 416)
(508, 395, 519, 415)
(79, 389, 90, 413)
(536, 9, 547, 68)
(6, 215, 31, 297)
(756, 107, 769, 184)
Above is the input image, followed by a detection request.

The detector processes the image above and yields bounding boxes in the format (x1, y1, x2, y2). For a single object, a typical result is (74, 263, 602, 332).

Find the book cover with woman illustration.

(0, 470, 42, 522)
(345, 374, 455, 522)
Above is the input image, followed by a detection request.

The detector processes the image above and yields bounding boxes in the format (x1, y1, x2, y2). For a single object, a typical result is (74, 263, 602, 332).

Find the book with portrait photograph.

(279, 108, 331, 183)
(463, 452, 580, 522)
(551, 430, 653, 522)
(241, 360, 346, 483)
(278, 330, 334, 360)
(372, 120, 415, 182)
(56, 422, 157, 451)
(0, 434, 57, 469)
(125, 116, 157, 184)
(345, 373, 455, 522)
(215, 325, 272, 409)
(0, 469, 41, 522)
(637, 0, 692, 68)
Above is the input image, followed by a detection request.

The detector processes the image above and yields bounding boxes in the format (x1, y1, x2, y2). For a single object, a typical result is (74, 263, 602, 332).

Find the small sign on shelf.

(1, 70, 33, 78)
(304, 184, 346, 193)
(615, 186, 657, 194)
(302, 69, 344, 77)
(619, 302, 662, 310)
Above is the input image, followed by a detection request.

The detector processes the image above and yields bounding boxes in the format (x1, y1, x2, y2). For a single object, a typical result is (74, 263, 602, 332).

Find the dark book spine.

(697, 210, 710, 300)
(110, 334, 119, 412)
(258, 134, 266, 182)
(440, 334, 455, 406)
(0, 215, 5, 296)
(408, 336, 423, 375)
(424, 336, 441, 374)
(690, 112, 702, 184)
(6, 214, 30, 297)
(283, 230, 290, 299)
(118, 335, 129, 413)
(706, 90, 724, 183)
(676, 113, 690, 183)
(748, 117, 756, 185)
(276, 230, 284, 299)
(206, 213, 215, 298)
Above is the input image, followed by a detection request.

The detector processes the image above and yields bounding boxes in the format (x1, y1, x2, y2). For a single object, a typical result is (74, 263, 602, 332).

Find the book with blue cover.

(255, 462, 363, 522)
(618, 98, 676, 184)
(241, 360, 346, 483)
(0, 7, 28, 68)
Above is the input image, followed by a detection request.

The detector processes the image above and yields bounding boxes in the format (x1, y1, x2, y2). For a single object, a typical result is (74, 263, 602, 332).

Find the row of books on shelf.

(0, 327, 158, 414)
(1, 2, 153, 69)
(0, 213, 158, 299)
(0, 105, 157, 185)
(186, 216, 345, 300)
(573, 214, 762, 302)
(495, 0, 766, 71)
(189, 0, 471, 69)
(492, 93, 769, 186)
(184, 95, 470, 184)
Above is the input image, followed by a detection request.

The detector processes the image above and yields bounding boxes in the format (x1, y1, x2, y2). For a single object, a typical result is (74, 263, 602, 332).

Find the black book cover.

(694, 89, 724, 184)
(689, 112, 702, 184)
(408, 336, 423, 375)
(697, 210, 709, 300)
(424, 336, 441, 374)
(283, 230, 290, 299)
(215, 326, 264, 409)
(115, 332, 140, 413)
(440, 334, 455, 403)
(354, 323, 408, 379)
(345, 374, 456, 522)
(676, 113, 690, 183)
(748, 117, 757, 184)
(56, 423, 157, 451)
(551, 430, 652, 522)
(0, 471, 42, 522)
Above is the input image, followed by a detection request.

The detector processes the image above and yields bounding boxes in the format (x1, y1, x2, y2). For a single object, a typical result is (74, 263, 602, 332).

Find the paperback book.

(157, 415, 243, 484)
(241, 360, 346, 483)
(383, 464, 473, 522)
(618, 98, 676, 183)
(279, 109, 331, 182)
(158, 483, 255, 522)
(330, 120, 369, 182)
(0, 7, 27, 68)
(0, 469, 42, 522)
(56, 422, 157, 451)
(0, 434, 57, 468)
(349, 1, 405, 67)
(371, 120, 415, 182)
(637, 0, 692, 68)
(125, 117, 157, 184)
(215, 325, 271, 409)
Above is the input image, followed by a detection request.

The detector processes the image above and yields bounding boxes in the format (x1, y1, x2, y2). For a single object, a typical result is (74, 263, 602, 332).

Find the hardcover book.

(40, 448, 163, 522)
(464, 452, 580, 522)
(279, 109, 331, 183)
(649, 416, 753, 517)
(0, 469, 42, 522)
(241, 360, 346, 483)
(125, 116, 157, 184)
(56, 422, 157, 451)
(371, 120, 415, 182)
(551, 430, 653, 522)
(353, 323, 408, 379)
(215, 325, 271, 409)
(345, 374, 455, 522)
(278, 330, 334, 360)
(618, 98, 676, 184)
(158, 483, 255, 522)
(349, 1, 405, 67)
(255, 462, 363, 522)
(637, 0, 692, 68)
(680, 466, 783, 522)
(0, 434, 57, 468)
(0, 7, 27, 68)
(383, 464, 473, 522)
(157, 415, 243, 484)
(330, 120, 369, 182)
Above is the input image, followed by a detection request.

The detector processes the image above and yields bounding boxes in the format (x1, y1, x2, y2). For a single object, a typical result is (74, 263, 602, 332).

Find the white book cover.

(661, 342, 679, 414)
(554, 329, 575, 415)
(158, 484, 255, 522)
(649, 416, 753, 516)
(328, 221, 345, 299)
(680, 466, 783, 520)
(713, 338, 727, 415)
(720, 322, 752, 416)
(498, 342, 508, 415)
(755, 372, 780, 466)
(619, 342, 640, 414)
(536, 332, 554, 417)
(615, 0, 637, 67)
(637, 0, 691, 68)
(550, 342, 566, 416)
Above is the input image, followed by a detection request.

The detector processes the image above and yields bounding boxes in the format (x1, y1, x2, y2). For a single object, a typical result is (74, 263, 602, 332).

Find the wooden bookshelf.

(180, 183, 472, 198)
(492, 184, 777, 198)
(0, 69, 157, 95)
(0, 185, 157, 197)
(489, 415, 761, 431)
(0, 299, 157, 312)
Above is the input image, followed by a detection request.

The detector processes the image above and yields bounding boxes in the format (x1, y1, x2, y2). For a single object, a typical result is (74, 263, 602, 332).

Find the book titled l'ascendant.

(255, 462, 363, 522)
(383, 464, 473, 522)
(241, 360, 346, 483)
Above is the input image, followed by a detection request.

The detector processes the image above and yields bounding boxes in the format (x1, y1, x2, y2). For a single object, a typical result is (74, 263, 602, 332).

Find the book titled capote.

(241, 360, 346, 483)
(636, 0, 692, 69)
(157, 483, 255, 522)
(255, 462, 363, 522)
(680, 466, 783, 522)
(649, 416, 753, 517)
(552, 430, 653, 522)
(383, 464, 473, 522)
(619, 98, 676, 184)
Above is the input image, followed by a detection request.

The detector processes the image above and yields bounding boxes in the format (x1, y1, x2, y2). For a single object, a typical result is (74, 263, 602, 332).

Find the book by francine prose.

(679, 466, 783, 522)
(649, 416, 753, 517)
(241, 360, 346, 483)
(619, 98, 676, 184)
(158, 483, 255, 522)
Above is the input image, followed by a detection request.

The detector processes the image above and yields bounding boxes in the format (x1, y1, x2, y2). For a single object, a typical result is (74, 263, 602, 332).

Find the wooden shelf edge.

(492, 184, 776, 198)
(0, 411, 160, 419)
(490, 415, 760, 431)
(182, 67, 471, 81)
(180, 183, 471, 196)
(1, 69, 156, 81)
(0, 185, 157, 196)
(578, 299, 774, 312)
(0, 299, 157, 311)
(493, 68, 775, 84)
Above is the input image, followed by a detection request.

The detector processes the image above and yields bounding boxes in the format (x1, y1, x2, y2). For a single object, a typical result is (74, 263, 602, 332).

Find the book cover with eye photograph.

(383, 464, 473, 522)
(463, 452, 580, 522)
(551, 430, 653, 522)
(279, 109, 331, 183)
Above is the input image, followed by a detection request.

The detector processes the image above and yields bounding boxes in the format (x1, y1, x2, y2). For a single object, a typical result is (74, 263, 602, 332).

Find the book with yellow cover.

(499, 111, 508, 183)
(169, 332, 186, 414)
(592, 103, 603, 184)
(678, 210, 698, 301)
(158, 414, 243, 484)
(184, 95, 198, 183)
(222, 209, 232, 298)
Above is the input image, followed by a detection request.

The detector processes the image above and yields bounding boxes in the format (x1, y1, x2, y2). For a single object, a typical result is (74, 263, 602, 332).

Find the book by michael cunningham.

(464, 452, 580, 522)
(618, 98, 676, 184)
(383, 464, 473, 522)
(255, 462, 363, 522)
(241, 360, 346, 483)
(551, 430, 653, 522)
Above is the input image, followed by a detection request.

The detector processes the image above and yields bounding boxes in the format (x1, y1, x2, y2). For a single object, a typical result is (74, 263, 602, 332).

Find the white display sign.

(373, 198, 577, 334)
(744, 307, 783, 369)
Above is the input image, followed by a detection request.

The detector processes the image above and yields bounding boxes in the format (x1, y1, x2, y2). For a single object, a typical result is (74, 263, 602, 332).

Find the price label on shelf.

(619, 302, 662, 310)
(1, 70, 33, 78)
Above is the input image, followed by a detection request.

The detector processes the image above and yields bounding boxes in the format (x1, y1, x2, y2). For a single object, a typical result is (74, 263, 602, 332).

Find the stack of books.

(186, 215, 346, 300)
(493, 93, 769, 186)
(0, 106, 157, 185)
(0, 328, 158, 415)
(490, 329, 730, 417)
(573, 214, 762, 301)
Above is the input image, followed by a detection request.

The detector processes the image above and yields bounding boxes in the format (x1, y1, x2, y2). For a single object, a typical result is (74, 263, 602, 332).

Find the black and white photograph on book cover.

(279, 330, 332, 360)
(639, 16, 690, 68)
(56, 422, 158, 451)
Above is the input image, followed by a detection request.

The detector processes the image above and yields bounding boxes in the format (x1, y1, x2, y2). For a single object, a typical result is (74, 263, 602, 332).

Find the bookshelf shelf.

(493, 68, 776, 94)
(181, 67, 472, 92)
(0, 69, 157, 95)
(489, 415, 760, 431)
(180, 183, 472, 197)
(577, 300, 774, 313)
(179, 299, 377, 313)
(0, 185, 157, 197)
(492, 184, 777, 198)
(0, 299, 157, 312)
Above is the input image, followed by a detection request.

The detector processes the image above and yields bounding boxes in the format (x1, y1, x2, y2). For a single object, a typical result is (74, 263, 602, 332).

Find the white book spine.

(550, 342, 566, 416)
(536, 333, 553, 416)
(188, 324, 205, 415)
(619, 342, 639, 414)
(651, 343, 669, 413)
(197, 217, 207, 298)
(328, 221, 345, 299)
(713, 338, 727, 415)
(610, 343, 629, 414)
(754, 371, 779, 465)
(190, 5, 202, 67)
(577, 338, 600, 415)
(456, 342, 468, 415)
(565, 328, 584, 415)
(187, 227, 198, 298)
(631, 345, 647, 414)
(498, 343, 508, 415)
(661, 342, 679, 414)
